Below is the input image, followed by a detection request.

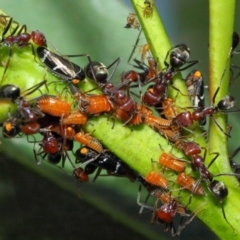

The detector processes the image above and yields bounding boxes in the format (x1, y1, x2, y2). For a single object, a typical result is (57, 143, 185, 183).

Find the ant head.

(217, 95, 235, 111)
(31, 30, 47, 47)
(47, 152, 61, 164)
(0, 84, 20, 101)
(208, 180, 228, 201)
(169, 44, 190, 69)
(84, 61, 108, 84)
(73, 167, 89, 182)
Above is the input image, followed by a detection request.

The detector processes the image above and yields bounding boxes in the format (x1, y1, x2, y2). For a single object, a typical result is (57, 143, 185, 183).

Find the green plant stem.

(208, 1, 235, 175)
(131, 0, 240, 239)
(207, 1, 240, 238)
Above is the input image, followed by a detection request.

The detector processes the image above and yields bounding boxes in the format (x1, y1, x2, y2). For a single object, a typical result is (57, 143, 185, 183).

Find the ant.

(229, 146, 240, 182)
(34, 129, 75, 168)
(143, 44, 199, 107)
(174, 79, 236, 137)
(124, 13, 140, 30)
(80, 60, 143, 125)
(121, 56, 158, 100)
(120, 29, 158, 99)
(82, 58, 140, 125)
(175, 139, 202, 157)
(84, 57, 121, 90)
(178, 147, 240, 231)
(73, 166, 92, 183)
(136, 181, 202, 236)
(0, 84, 20, 101)
(2, 81, 47, 138)
(0, 16, 47, 82)
(230, 31, 240, 82)
(137, 0, 155, 18)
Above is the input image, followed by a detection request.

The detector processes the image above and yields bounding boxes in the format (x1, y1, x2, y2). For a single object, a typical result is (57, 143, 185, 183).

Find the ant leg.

(1, 47, 12, 84)
(128, 29, 143, 65)
(178, 60, 199, 71)
(220, 201, 235, 232)
(211, 116, 231, 138)
(137, 185, 153, 214)
(92, 167, 103, 183)
(174, 206, 205, 236)
(106, 57, 122, 80)
(229, 146, 240, 160)
(207, 152, 219, 169)
(20, 80, 48, 97)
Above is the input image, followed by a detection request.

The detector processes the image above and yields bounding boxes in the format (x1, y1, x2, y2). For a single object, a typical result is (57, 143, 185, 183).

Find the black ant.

(178, 146, 240, 231)
(143, 44, 199, 107)
(174, 63, 237, 137)
(2, 80, 47, 138)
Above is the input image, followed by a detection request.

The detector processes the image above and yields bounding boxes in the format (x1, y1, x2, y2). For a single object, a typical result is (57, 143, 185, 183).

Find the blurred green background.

(0, 1, 240, 239)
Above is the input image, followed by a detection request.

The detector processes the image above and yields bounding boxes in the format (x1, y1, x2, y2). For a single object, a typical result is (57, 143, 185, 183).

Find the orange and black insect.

(75, 146, 136, 181)
(2, 81, 47, 137)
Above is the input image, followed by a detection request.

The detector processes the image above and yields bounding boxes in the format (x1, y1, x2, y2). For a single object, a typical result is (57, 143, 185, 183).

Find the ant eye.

(84, 61, 108, 84)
